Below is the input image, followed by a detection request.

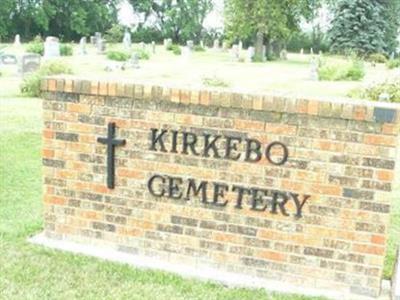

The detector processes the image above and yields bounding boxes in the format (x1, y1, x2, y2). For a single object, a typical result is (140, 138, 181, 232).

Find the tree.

(128, 0, 213, 43)
(328, 0, 399, 56)
(224, 0, 316, 60)
(0, 0, 119, 42)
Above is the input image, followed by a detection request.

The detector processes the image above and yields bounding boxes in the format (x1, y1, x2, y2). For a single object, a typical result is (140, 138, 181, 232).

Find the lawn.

(0, 46, 399, 299)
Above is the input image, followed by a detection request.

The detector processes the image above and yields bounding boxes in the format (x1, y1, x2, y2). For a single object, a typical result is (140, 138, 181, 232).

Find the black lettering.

(225, 136, 242, 160)
(168, 176, 183, 199)
(212, 183, 229, 206)
(291, 193, 311, 218)
(270, 192, 290, 216)
(150, 129, 168, 152)
(265, 142, 289, 166)
(232, 185, 251, 209)
(171, 130, 179, 153)
(148, 175, 166, 197)
(250, 188, 269, 211)
(244, 139, 262, 162)
(185, 179, 208, 202)
(182, 132, 200, 155)
(203, 134, 221, 158)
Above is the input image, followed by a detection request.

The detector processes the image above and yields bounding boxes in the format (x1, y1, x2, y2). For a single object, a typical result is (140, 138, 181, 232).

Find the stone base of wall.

(30, 231, 380, 300)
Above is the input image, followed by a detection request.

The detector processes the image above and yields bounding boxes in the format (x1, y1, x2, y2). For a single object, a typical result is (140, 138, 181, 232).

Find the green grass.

(0, 97, 325, 300)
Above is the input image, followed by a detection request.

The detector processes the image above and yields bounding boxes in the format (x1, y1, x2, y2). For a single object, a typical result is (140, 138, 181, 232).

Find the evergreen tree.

(328, 0, 399, 56)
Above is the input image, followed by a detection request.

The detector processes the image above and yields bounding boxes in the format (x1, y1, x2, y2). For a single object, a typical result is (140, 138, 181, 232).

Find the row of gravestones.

(0, 52, 41, 75)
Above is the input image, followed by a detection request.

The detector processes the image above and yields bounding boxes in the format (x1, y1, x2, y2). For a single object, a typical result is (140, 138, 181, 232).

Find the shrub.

(368, 53, 387, 64)
(387, 58, 400, 69)
(348, 79, 400, 102)
(193, 45, 205, 52)
(106, 50, 131, 61)
(104, 24, 124, 43)
(167, 44, 181, 55)
(60, 44, 73, 56)
(318, 60, 365, 81)
(20, 61, 73, 97)
(202, 76, 230, 88)
(133, 48, 150, 60)
(26, 42, 44, 56)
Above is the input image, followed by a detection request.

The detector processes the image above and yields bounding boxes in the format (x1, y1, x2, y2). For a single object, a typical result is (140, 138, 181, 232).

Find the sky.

(118, 0, 224, 29)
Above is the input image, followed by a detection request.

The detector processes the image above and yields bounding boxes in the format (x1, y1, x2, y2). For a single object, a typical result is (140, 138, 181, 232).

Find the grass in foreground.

(0, 97, 325, 300)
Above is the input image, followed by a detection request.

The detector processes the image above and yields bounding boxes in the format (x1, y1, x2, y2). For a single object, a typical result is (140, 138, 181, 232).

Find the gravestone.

(318, 50, 323, 57)
(200, 40, 204, 49)
(310, 47, 314, 55)
(246, 47, 255, 62)
(280, 49, 288, 60)
(14, 34, 21, 46)
(238, 40, 243, 52)
(186, 40, 194, 51)
(164, 38, 172, 49)
(182, 46, 191, 61)
(79, 37, 87, 55)
(262, 45, 267, 62)
(123, 31, 131, 51)
(44, 37, 60, 58)
(231, 45, 239, 61)
(90, 36, 96, 45)
(21, 53, 40, 74)
(390, 52, 395, 60)
(96, 38, 106, 54)
(213, 39, 219, 50)
(151, 41, 156, 54)
(131, 53, 140, 69)
(300, 48, 304, 55)
(222, 41, 229, 51)
(310, 57, 319, 81)
(0, 54, 18, 65)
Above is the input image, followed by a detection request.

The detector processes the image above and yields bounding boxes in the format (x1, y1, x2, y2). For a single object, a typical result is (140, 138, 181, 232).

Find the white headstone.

(44, 37, 60, 58)
(151, 41, 156, 54)
(280, 49, 288, 60)
(182, 46, 191, 61)
(310, 47, 314, 55)
(262, 45, 267, 62)
(79, 37, 87, 55)
(164, 38, 172, 49)
(213, 39, 219, 50)
(123, 31, 131, 51)
(186, 40, 194, 51)
(222, 41, 228, 51)
(300, 48, 304, 55)
(200, 40, 204, 49)
(96, 38, 106, 54)
(238, 41, 243, 52)
(310, 57, 319, 81)
(21, 53, 41, 74)
(231, 45, 239, 61)
(246, 47, 255, 63)
(14, 34, 21, 46)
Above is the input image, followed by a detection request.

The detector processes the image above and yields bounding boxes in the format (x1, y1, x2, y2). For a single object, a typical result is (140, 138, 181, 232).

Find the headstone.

(222, 41, 229, 51)
(300, 48, 304, 55)
(21, 53, 40, 74)
(200, 40, 204, 49)
(390, 52, 395, 60)
(123, 31, 131, 51)
(151, 41, 156, 54)
(96, 38, 106, 54)
(79, 37, 87, 55)
(246, 47, 255, 63)
(392, 248, 400, 300)
(379, 93, 390, 102)
(90, 36, 96, 45)
(213, 39, 219, 50)
(44, 37, 60, 58)
(310, 47, 314, 55)
(319, 50, 322, 57)
(310, 57, 319, 81)
(182, 46, 191, 61)
(131, 53, 140, 69)
(14, 34, 21, 46)
(186, 40, 194, 51)
(164, 38, 172, 49)
(0, 54, 18, 65)
(238, 41, 243, 52)
(231, 45, 239, 61)
(280, 49, 288, 60)
(262, 45, 267, 62)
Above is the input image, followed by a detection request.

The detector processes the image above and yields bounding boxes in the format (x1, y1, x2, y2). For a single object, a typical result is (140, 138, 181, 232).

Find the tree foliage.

(0, 0, 119, 42)
(128, 0, 213, 43)
(328, 0, 400, 56)
(224, 0, 317, 58)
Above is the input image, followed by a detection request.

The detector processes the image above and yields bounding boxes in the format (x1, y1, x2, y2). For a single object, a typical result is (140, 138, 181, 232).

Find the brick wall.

(41, 77, 400, 298)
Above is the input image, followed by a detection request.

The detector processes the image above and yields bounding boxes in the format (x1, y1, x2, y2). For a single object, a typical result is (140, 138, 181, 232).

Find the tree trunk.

(254, 31, 264, 62)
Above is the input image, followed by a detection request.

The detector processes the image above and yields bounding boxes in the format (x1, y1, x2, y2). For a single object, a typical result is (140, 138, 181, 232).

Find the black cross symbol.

(97, 122, 126, 189)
